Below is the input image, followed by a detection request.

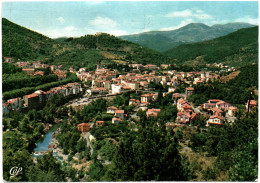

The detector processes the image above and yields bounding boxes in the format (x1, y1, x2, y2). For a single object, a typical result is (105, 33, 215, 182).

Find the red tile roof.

(112, 117, 122, 121)
(108, 106, 117, 110)
(247, 100, 257, 106)
(77, 123, 90, 127)
(24, 93, 39, 98)
(115, 110, 124, 114)
(186, 87, 194, 91)
(209, 115, 224, 120)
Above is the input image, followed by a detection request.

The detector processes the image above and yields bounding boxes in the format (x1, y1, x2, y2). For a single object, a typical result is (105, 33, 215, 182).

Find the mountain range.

(2, 18, 258, 68)
(164, 26, 258, 67)
(2, 18, 174, 69)
(120, 22, 255, 52)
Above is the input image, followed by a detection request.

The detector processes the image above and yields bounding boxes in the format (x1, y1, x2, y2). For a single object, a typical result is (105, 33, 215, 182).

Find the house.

(146, 108, 161, 117)
(34, 90, 47, 104)
(115, 110, 124, 120)
(141, 93, 153, 104)
(176, 112, 198, 124)
(7, 97, 23, 111)
(161, 64, 170, 69)
(22, 68, 35, 75)
(112, 84, 122, 94)
(129, 99, 140, 106)
(50, 65, 57, 71)
(112, 117, 122, 125)
(3, 102, 10, 114)
(77, 123, 90, 132)
(168, 87, 176, 93)
(206, 115, 224, 126)
(90, 87, 108, 95)
(228, 106, 238, 117)
(245, 100, 257, 112)
(140, 81, 149, 88)
(201, 103, 216, 110)
(24, 93, 39, 109)
(177, 98, 189, 111)
(182, 103, 193, 113)
(4, 57, 12, 63)
(176, 112, 191, 124)
(143, 64, 157, 70)
(216, 101, 231, 111)
(96, 121, 104, 126)
(208, 99, 223, 104)
(172, 93, 184, 104)
(107, 106, 118, 114)
(185, 87, 194, 99)
(34, 71, 44, 76)
(211, 107, 223, 116)
(127, 82, 140, 90)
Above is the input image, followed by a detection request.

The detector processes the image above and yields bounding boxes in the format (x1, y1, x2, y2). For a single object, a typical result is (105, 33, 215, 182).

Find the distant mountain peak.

(120, 22, 255, 52)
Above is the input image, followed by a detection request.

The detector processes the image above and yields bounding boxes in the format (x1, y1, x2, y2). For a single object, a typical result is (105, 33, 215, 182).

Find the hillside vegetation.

(120, 22, 255, 52)
(164, 26, 258, 66)
(188, 63, 258, 106)
(2, 18, 176, 69)
(50, 33, 175, 67)
(2, 18, 54, 60)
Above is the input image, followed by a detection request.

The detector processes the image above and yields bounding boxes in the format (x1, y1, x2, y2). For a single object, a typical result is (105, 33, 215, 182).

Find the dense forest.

(2, 18, 54, 60)
(164, 26, 258, 66)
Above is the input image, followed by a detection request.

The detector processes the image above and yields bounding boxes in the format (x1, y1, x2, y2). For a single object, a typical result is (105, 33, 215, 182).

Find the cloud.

(165, 9, 213, 20)
(90, 16, 118, 29)
(235, 16, 258, 25)
(57, 17, 65, 23)
(64, 26, 75, 32)
(159, 19, 194, 31)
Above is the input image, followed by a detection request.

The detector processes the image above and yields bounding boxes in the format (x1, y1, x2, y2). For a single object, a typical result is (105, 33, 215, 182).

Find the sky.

(1, 1, 259, 38)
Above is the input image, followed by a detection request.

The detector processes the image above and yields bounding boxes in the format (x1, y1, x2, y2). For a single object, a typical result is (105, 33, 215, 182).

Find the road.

(84, 132, 94, 156)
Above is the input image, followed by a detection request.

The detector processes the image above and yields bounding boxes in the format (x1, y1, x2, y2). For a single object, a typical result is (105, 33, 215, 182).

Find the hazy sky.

(2, 1, 259, 38)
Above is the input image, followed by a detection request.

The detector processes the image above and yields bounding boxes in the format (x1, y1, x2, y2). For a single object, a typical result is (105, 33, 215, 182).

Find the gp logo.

(10, 167, 23, 178)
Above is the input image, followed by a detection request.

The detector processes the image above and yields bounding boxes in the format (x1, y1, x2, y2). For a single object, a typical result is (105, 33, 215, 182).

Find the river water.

(33, 124, 62, 160)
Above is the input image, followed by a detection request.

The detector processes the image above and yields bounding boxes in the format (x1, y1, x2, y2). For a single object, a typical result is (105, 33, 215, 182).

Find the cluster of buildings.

(3, 82, 82, 114)
(14, 60, 68, 79)
(201, 99, 236, 126)
(74, 62, 220, 96)
(175, 90, 198, 124)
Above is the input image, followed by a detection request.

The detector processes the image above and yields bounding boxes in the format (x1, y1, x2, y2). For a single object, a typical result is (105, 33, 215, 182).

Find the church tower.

(97, 61, 100, 70)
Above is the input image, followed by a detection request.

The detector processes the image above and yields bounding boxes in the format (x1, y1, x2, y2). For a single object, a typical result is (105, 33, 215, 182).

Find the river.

(33, 124, 61, 159)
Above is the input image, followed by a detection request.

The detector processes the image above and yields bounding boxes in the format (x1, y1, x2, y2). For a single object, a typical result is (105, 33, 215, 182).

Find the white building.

(112, 84, 122, 94)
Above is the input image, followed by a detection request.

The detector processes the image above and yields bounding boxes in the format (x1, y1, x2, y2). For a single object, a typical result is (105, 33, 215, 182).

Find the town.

(2, 2, 258, 180)
(3, 57, 255, 128)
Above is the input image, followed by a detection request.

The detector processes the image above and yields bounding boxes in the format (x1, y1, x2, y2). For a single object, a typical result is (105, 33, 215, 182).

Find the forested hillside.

(2, 18, 176, 69)
(164, 26, 258, 66)
(49, 33, 175, 68)
(2, 18, 54, 60)
(188, 63, 258, 106)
